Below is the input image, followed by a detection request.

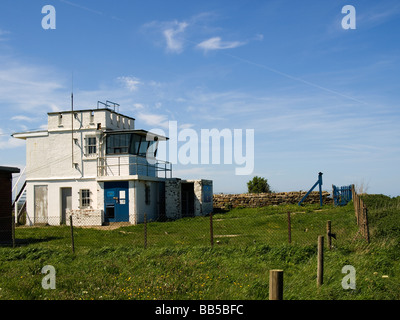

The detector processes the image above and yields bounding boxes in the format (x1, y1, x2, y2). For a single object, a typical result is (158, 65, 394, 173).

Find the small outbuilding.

(0, 166, 20, 242)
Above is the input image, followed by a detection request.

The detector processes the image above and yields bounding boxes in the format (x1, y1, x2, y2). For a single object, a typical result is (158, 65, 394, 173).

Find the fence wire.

(1, 203, 374, 300)
(1, 204, 365, 251)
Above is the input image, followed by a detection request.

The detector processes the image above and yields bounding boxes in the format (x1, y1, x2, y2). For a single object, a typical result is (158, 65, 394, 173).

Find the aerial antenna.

(71, 71, 74, 168)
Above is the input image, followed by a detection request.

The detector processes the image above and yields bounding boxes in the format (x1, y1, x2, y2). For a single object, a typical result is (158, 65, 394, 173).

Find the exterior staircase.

(12, 167, 27, 224)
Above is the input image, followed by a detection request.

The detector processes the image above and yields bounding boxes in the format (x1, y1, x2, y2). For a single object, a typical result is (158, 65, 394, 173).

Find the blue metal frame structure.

(298, 172, 323, 206)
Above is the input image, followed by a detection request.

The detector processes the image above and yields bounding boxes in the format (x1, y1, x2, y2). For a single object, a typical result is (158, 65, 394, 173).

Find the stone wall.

(165, 178, 213, 219)
(213, 191, 331, 210)
(165, 178, 181, 220)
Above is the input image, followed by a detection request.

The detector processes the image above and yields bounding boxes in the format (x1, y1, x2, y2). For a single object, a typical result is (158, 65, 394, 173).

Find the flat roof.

(0, 166, 20, 173)
(47, 108, 136, 121)
(11, 130, 48, 140)
(105, 129, 169, 140)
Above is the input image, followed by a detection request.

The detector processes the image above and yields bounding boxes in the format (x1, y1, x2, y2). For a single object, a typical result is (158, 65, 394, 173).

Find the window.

(145, 184, 150, 205)
(105, 133, 158, 156)
(58, 113, 63, 126)
(106, 133, 130, 154)
(138, 140, 150, 157)
(80, 189, 91, 208)
(130, 134, 141, 155)
(86, 136, 97, 155)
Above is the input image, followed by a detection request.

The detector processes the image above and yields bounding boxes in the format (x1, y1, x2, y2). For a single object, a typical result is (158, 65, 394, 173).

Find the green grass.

(1, 196, 400, 300)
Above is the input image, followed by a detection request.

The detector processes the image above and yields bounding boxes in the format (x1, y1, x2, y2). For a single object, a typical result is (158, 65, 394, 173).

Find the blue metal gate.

(332, 185, 352, 206)
(104, 181, 129, 222)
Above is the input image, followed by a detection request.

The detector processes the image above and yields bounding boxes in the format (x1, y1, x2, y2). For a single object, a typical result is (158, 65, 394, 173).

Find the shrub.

(247, 176, 271, 194)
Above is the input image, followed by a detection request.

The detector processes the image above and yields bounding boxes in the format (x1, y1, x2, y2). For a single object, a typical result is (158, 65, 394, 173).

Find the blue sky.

(1, 0, 400, 196)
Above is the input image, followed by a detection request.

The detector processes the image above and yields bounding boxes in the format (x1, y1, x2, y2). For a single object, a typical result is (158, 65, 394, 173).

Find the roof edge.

(47, 108, 135, 121)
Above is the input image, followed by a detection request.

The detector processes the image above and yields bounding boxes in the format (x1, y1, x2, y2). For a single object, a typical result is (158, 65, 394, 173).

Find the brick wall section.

(213, 191, 331, 210)
(0, 168, 19, 241)
(0, 172, 12, 241)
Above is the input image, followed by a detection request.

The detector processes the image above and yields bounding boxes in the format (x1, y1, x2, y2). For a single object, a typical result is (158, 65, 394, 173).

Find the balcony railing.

(97, 155, 172, 178)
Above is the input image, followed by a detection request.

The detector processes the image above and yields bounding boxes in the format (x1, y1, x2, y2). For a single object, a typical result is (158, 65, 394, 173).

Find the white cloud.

(254, 33, 264, 41)
(0, 57, 66, 113)
(0, 29, 10, 41)
(132, 103, 144, 110)
(117, 76, 141, 91)
(196, 37, 245, 52)
(11, 115, 38, 122)
(0, 129, 25, 150)
(142, 13, 255, 55)
(178, 123, 194, 129)
(136, 112, 169, 129)
(163, 21, 188, 53)
(39, 124, 48, 131)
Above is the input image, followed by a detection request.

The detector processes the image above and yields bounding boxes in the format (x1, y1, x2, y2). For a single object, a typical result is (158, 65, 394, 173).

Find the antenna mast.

(71, 72, 74, 168)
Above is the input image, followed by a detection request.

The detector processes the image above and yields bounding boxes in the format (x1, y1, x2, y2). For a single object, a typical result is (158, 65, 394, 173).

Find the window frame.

(145, 184, 150, 205)
(106, 133, 131, 155)
(105, 133, 159, 157)
(85, 136, 97, 156)
(80, 189, 91, 208)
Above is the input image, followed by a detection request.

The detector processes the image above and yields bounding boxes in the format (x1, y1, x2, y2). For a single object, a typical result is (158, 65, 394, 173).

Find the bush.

(247, 176, 271, 194)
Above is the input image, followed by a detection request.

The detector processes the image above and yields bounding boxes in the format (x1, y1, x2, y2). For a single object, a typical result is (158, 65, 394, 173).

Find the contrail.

(224, 53, 368, 105)
(185, 35, 367, 105)
(58, 0, 125, 22)
(59, 0, 103, 16)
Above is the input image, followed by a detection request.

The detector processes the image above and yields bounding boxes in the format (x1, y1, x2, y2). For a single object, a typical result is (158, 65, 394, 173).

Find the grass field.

(1, 195, 400, 300)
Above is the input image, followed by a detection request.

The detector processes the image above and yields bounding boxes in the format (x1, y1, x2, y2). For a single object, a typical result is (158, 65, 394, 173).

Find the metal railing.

(97, 155, 172, 178)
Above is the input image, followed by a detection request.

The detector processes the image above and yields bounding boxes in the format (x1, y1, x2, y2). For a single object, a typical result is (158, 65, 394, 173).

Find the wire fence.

(1, 202, 376, 300)
(352, 187, 370, 243)
(1, 202, 367, 252)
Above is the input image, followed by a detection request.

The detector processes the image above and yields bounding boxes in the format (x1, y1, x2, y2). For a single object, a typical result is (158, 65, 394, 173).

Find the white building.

(12, 104, 212, 226)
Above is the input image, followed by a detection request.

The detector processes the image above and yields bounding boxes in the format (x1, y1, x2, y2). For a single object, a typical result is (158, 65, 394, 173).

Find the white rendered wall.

(129, 180, 137, 225)
(134, 180, 160, 224)
(47, 109, 134, 132)
(25, 179, 98, 226)
(25, 109, 135, 182)
(25, 131, 100, 180)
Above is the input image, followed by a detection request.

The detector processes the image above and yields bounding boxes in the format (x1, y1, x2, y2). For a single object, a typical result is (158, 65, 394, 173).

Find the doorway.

(34, 185, 48, 224)
(104, 181, 129, 223)
(181, 182, 195, 217)
(61, 187, 72, 224)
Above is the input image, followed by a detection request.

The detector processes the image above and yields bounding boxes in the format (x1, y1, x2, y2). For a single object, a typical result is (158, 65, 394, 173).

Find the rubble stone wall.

(213, 191, 331, 210)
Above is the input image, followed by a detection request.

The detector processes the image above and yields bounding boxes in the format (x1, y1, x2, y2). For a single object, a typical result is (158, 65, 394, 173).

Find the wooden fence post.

(363, 205, 370, 243)
(12, 213, 16, 248)
(144, 213, 147, 249)
(317, 235, 324, 287)
(269, 270, 284, 300)
(326, 220, 332, 250)
(210, 212, 214, 248)
(70, 215, 75, 254)
(357, 196, 360, 225)
(287, 212, 292, 244)
(353, 187, 360, 225)
(352, 186, 370, 243)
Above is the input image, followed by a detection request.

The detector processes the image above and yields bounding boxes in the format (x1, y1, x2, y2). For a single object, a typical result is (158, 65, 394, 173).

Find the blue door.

(104, 182, 129, 222)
